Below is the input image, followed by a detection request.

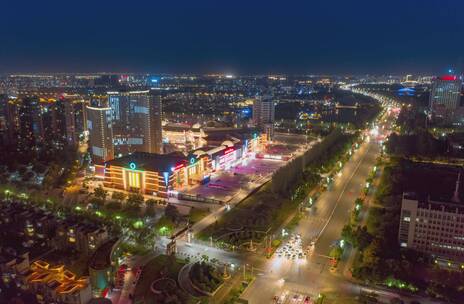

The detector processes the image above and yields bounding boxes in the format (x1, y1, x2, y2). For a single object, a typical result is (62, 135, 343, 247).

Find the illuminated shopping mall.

(96, 131, 267, 197)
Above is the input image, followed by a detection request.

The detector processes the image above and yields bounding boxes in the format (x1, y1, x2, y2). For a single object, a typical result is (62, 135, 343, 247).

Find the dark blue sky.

(1, 0, 462, 74)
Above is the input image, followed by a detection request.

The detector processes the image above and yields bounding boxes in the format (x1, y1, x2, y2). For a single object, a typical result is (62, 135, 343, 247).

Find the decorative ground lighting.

(133, 220, 144, 229)
(159, 226, 169, 235)
(75, 206, 82, 211)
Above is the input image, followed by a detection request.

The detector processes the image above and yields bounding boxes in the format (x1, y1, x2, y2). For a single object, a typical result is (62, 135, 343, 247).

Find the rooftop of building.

(163, 122, 202, 132)
(203, 127, 259, 142)
(105, 151, 186, 172)
(88, 238, 119, 271)
(402, 163, 464, 209)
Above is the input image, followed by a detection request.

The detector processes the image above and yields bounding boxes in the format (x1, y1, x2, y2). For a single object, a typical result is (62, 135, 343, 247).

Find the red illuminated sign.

(224, 148, 235, 155)
(440, 75, 457, 81)
(174, 163, 185, 171)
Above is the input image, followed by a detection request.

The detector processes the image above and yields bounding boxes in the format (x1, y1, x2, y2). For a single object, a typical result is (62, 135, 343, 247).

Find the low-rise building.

(55, 220, 109, 256)
(26, 260, 92, 304)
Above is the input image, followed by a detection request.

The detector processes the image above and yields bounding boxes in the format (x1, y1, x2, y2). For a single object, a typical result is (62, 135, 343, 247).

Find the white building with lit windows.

(399, 173, 464, 262)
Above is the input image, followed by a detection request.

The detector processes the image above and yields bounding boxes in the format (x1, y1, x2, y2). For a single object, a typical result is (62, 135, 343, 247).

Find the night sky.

(1, 0, 462, 74)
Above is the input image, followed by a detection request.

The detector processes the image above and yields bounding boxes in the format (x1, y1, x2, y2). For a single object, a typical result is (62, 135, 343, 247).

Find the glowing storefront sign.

(128, 171, 141, 188)
(224, 147, 235, 155)
(171, 163, 185, 172)
(263, 154, 282, 160)
(129, 162, 137, 170)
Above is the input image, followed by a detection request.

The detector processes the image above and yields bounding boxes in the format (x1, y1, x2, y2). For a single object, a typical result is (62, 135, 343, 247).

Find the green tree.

(341, 224, 354, 245)
(362, 239, 381, 268)
(94, 185, 107, 201)
(329, 246, 343, 260)
(165, 204, 180, 222)
(111, 191, 126, 201)
(126, 193, 144, 207)
(145, 199, 157, 217)
(354, 226, 372, 250)
(88, 197, 104, 208)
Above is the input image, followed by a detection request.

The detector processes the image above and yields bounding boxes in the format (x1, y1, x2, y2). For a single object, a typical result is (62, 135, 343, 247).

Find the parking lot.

(186, 158, 286, 202)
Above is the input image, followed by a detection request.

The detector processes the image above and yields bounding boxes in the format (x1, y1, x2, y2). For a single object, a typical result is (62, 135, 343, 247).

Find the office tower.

(108, 90, 163, 155)
(86, 105, 114, 163)
(252, 94, 275, 140)
(146, 90, 163, 154)
(429, 75, 462, 118)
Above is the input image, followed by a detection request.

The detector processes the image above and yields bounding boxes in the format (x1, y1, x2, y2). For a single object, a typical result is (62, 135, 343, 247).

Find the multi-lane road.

(241, 131, 381, 303)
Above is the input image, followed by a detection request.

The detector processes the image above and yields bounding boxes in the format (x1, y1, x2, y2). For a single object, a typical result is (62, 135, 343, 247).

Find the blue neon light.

(129, 162, 136, 170)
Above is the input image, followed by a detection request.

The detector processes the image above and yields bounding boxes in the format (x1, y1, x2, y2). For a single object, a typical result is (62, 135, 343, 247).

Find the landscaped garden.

(189, 262, 223, 294)
(133, 255, 198, 304)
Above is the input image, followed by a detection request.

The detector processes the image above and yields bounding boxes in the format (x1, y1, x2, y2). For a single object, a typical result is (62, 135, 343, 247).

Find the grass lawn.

(188, 208, 209, 224)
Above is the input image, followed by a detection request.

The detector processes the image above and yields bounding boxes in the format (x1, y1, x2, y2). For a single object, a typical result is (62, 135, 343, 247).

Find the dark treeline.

(271, 129, 357, 197)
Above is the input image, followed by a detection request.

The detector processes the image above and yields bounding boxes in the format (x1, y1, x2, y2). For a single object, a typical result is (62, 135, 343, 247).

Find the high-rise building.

(73, 99, 88, 136)
(55, 96, 78, 146)
(108, 90, 162, 155)
(17, 97, 45, 150)
(429, 75, 462, 118)
(0, 94, 10, 145)
(252, 94, 275, 140)
(86, 105, 114, 163)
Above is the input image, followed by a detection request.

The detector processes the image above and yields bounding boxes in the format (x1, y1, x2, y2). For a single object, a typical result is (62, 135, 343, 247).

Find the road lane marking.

(314, 142, 372, 244)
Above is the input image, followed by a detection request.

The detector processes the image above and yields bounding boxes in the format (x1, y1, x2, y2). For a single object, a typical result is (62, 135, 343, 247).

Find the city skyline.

(1, 0, 463, 74)
(2, 1, 464, 304)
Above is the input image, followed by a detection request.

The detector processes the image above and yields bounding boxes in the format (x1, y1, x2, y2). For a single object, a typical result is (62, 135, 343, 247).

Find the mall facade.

(95, 131, 267, 198)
